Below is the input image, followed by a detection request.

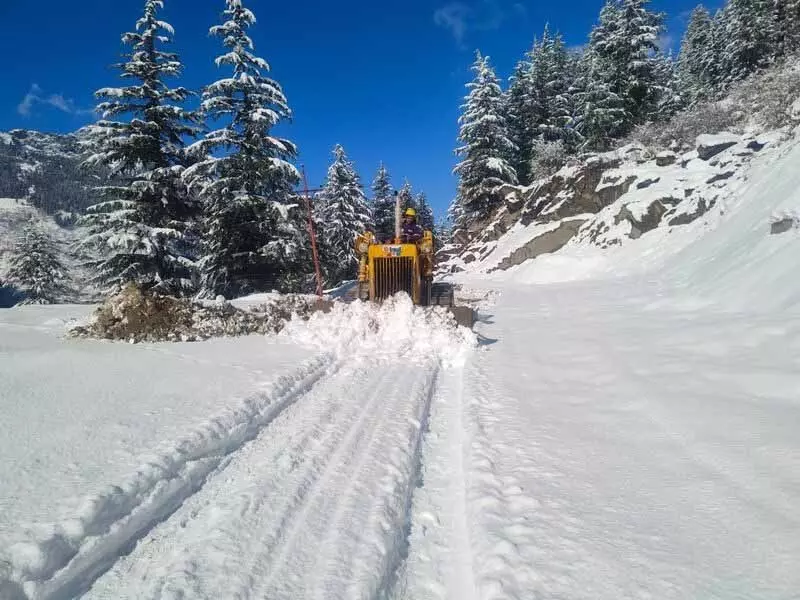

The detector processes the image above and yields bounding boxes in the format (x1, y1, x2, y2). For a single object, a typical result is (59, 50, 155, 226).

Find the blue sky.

(0, 0, 721, 217)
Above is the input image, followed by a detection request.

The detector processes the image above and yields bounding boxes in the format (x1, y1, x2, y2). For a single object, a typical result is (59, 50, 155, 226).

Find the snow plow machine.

(353, 201, 475, 328)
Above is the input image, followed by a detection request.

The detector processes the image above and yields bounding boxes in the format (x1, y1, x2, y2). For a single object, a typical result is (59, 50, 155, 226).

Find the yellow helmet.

(404, 208, 417, 217)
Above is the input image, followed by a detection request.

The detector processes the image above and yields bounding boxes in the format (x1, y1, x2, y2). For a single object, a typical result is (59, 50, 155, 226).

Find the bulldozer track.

(81, 357, 442, 600)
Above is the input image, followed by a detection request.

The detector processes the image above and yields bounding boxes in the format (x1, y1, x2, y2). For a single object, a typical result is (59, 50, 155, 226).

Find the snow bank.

(2, 349, 332, 598)
(282, 294, 476, 367)
(658, 139, 800, 312)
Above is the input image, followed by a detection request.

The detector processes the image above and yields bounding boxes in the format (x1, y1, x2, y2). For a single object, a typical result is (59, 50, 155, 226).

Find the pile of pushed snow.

(282, 293, 476, 367)
(69, 284, 317, 343)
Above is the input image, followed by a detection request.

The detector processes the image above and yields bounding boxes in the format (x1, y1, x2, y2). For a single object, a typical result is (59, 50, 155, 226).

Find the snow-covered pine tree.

(718, 0, 775, 85)
(82, 0, 201, 296)
(371, 163, 395, 241)
(531, 27, 576, 146)
(574, 48, 628, 150)
(434, 216, 454, 252)
(317, 145, 373, 286)
(587, 0, 674, 129)
(416, 192, 435, 231)
(677, 5, 717, 105)
(505, 53, 540, 186)
(453, 52, 517, 230)
(7, 222, 69, 304)
(398, 180, 416, 213)
(184, 0, 301, 298)
(773, 0, 800, 55)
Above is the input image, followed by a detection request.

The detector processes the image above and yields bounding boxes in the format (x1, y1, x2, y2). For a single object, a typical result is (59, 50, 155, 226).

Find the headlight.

(421, 242, 433, 254)
(358, 241, 369, 253)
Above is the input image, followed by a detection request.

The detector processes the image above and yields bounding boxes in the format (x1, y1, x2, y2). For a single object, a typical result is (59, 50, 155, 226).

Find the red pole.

(302, 166, 324, 298)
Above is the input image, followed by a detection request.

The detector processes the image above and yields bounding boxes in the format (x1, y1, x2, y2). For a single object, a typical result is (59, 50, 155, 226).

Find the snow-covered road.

(402, 283, 800, 600)
(2, 289, 799, 600)
(82, 359, 440, 600)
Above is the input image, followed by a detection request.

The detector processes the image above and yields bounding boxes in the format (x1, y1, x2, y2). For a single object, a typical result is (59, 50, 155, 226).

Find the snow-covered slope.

(0, 129, 96, 222)
(443, 129, 800, 311)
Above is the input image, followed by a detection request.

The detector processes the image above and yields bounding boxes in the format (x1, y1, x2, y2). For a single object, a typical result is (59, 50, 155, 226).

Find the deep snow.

(2, 133, 800, 599)
(400, 282, 800, 600)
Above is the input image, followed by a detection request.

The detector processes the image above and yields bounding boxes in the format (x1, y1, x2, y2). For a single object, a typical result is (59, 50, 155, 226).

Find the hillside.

(0, 128, 98, 224)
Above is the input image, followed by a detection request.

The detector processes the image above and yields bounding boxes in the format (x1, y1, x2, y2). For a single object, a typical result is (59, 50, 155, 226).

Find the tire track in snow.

(83, 360, 443, 600)
(309, 364, 440, 600)
(22, 354, 340, 600)
(398, 364, 480, 600)
(245, 365, 401, 598)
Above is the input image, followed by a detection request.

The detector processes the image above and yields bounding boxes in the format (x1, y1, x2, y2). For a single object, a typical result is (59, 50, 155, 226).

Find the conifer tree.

(416, 192, 435, 231)
(574, 49, 627, 150)
(317, 145, 373, 285)
(398, 180, 417, 214)
(8, 222, 69, 304)
(184, 0, 300, 298)
(371, 163, 395, 241)
(531, 27, 576, 145)
(82, 0, 201, 295)
(434, 216, 454, 252)
(586, 0, 674, 130)
(773, 0, 800, 56)
(505, 58, 537, 185)
(453, 52, 517, 229)
(677, 6, 717, 104)
(719, 0, 774, 84)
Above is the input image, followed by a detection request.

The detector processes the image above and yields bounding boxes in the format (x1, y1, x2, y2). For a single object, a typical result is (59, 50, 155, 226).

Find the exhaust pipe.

(394, 191, 402, 244)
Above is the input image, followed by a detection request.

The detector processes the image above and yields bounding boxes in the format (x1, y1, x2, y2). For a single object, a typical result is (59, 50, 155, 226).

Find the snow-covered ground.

(400, 282, 800, 600)
(2, 135, 799, 598)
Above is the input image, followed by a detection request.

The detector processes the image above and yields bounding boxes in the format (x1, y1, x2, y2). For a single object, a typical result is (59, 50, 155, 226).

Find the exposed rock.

(463, 253, 477, 264)
(771, 216, 798, 235)
(696, 133, 739, 161)
(637, 176, 660, 189)
(494, 219, 587, 271)
(615, 200, 668, 239)
(658, 196, 683, 207)
(596, 174, 638, 206)
(505, 191, 525, 212)
(617, 143, 650, 163)
(707, 170, 736, 185)
(747, 139, 766, 152)
(519, 155, 623, 226)
(791, 97, 800, 122)
(680, 150, 699, 168)
(481, 220, 509, 244)
(668, 197, 715, 226)
(656, 151, 677, 166)
(452, 228, 472, 247)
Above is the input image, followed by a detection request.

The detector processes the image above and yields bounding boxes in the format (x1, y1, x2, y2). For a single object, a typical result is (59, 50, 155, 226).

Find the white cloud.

(434, 3, 472, 45)
(17, 84, 94, 118)
(17, 84, 42, 117)
(434, 0, 525, 47)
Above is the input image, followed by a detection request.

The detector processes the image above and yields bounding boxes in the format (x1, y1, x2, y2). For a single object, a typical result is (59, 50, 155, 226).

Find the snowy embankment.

(443, 128, 797, 290)
(402, 284, 800, 600)
(396, 134, 800, 599)
(0, 297, 474, 599)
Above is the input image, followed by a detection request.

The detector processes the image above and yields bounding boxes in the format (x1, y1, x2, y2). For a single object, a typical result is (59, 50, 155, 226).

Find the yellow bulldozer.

(353, 203, 475, 328)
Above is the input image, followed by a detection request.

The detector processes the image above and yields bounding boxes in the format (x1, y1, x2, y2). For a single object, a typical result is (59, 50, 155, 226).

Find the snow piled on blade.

(282, 294, 476, 367)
